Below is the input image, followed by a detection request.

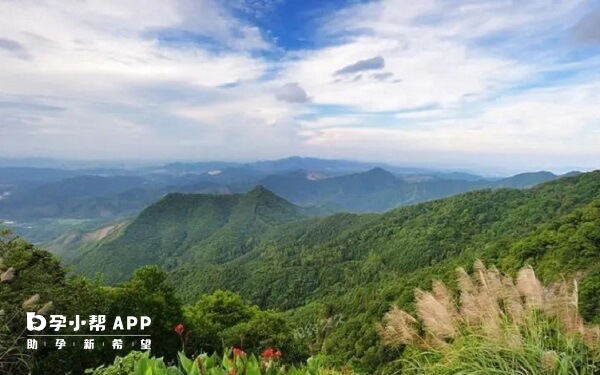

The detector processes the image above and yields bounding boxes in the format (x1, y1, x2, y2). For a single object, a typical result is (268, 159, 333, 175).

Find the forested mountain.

(70, 171, 599, 304)
(0, 159, 569, 218)
(2, 158, 572, 247)
(0, 175, 153, 219)
(69, 186, 308, 282)
(5, 170, 600, 374)
(1, 166, 567, 226)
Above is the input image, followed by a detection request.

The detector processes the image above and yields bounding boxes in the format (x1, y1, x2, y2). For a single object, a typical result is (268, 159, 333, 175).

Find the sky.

(0, 0, 600, 173)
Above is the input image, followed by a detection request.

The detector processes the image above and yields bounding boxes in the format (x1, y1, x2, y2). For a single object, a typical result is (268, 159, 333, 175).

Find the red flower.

(232, 347, 246, 358)
(228, 369, 237, 375)
(261, 348, 282, 360)
(261, 348, 275, 359)
(174, 323, 184, 335)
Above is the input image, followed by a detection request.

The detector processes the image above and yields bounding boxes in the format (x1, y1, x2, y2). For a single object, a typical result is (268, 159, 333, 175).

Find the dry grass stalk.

(517, 266, 544, 310)
(583, 325, 600, 348)
(543, 279, 583, 336)
(501, 276, 524, 324)
(0, 267, 15, 283)
(379, 305, 419, 347)
(21, 294, 40, 309)
(456, 267, 475, 294)
(503, 323, 523, 349)
(432, 281, 457, 318)
(380, 260, 600, 351)
(415, 288, 456, 339)
(540, 350, 558, 371)
(458, 262, 502, 341)
(37, 301, 53, 316)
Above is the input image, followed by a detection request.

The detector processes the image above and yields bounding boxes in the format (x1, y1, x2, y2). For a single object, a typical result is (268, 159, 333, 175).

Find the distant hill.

(0, 175, 162, 220)
(0, 157, 578, 246)
(492, 171, 559, 188)
(69, 186, 308, 282)
(0, 167, 81, 184)
(259, 167, 571, 212)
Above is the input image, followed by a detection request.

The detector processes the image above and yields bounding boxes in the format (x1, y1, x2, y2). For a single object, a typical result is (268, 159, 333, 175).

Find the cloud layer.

(0, 0, 599, 173)
(334, 56, 385, 75)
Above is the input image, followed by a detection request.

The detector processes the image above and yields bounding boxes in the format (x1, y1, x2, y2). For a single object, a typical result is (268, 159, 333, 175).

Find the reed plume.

(379, 261, 600, 374)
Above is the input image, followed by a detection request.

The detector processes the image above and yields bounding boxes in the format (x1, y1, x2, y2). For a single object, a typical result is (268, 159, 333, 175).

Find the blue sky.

(0, 0, 599, 173)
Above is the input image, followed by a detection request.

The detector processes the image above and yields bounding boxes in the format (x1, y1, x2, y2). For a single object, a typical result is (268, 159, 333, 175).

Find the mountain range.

(5, 160, 599, 372)
(67, 171, 600, 311)
(0, 158, 575, 236)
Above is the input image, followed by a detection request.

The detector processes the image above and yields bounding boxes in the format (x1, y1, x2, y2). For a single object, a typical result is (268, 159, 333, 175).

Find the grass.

(379, 261, 600, 374)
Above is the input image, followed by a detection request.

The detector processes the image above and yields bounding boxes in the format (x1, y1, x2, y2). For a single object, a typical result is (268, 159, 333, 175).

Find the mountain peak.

(247, 184, 273, 196)
(362, 167, 397, 181)
(366, 167, 392, 175)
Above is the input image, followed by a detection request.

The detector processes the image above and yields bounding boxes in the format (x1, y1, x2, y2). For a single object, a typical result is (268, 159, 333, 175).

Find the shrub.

(88, 348, 355, 375)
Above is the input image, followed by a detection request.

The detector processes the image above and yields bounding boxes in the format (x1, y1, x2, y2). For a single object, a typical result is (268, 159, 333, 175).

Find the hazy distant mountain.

(0, 157, 578, 245)
(0, 175, 159, 220)
(0, 167, 82, 184)
(0, 165, 571, 223)
(158, 161, 241, 174)
(158, 156, 437, 176)
(492, 171, 562, 188)
(259, 167, 572, 212)
(248, 156, 388, 174)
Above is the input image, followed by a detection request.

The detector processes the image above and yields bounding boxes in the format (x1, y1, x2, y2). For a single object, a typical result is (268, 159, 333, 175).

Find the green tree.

(109, 265, 184, 359)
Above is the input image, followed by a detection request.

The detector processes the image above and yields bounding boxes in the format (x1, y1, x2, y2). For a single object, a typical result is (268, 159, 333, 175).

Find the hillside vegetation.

(69, 186, 309, 283)
(61, 171, 600, 372)
(379, 261, 600, 374)
(3, 170, 597, 373)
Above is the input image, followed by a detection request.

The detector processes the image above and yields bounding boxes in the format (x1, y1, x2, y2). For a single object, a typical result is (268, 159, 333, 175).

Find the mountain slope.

(173, 171, 599, 307)
(260, 168, 411, 212)
(67, 171, 600, 372)
(492, 171, 559, 188)
(71, 171, 600, 307)
(70, 186, 307, 282)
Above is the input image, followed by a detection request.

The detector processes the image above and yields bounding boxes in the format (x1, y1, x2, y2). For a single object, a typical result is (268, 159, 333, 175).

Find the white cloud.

(0, 0, 599, 172)
(0, 0, 290, 160)
(278, 0, 600, 171)
(303, 81, 600, 172)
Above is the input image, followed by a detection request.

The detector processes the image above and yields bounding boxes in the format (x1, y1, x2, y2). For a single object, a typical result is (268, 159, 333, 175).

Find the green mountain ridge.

(71, 171, 599, 304)
(69, 186, 308, 282)
(49, 170, 600, 371)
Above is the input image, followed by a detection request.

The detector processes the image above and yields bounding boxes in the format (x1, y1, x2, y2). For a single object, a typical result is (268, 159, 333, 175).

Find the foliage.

(71, 186, 307, 285)
(0, 228, 185, 374)
(261, 168, 562, 213)
(65, 171, 600, 372)
(89, 349, 355, 375)
(2, 227, 312, 374)
(4, 171, 600, 374)
(1, 228, 58, 374)
(379, 261, 600, 374)
(184, 290, 306, 363)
